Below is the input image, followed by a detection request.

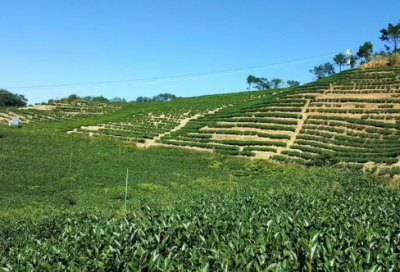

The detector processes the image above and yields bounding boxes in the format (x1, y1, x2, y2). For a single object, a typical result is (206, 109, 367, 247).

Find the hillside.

(159, 66, 400, 169)
(3, 66, 400, 169)
(2, 67, 400, 270)
(1, 128, 399, 270)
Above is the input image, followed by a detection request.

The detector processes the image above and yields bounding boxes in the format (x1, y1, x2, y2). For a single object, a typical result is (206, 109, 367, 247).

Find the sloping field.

(2, 67, 400, 270)
(157, 67, 400, 168)
(3, 67, 400, 168)
(0, 101, 121, 124)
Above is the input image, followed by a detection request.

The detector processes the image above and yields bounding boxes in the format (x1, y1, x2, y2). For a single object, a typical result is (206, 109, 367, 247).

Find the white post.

(125, 168, 129, 214)
(346, 49, 352, 66)
(69, 153, 73, 173)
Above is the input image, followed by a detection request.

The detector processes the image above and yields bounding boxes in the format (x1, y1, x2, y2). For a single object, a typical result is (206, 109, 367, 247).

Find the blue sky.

(1, 0, 399, 104)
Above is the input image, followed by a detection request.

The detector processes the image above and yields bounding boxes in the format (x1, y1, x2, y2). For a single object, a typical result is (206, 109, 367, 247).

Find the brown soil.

(283, 99, 310, 152)
(66, 129, 78, 134)
(359, 60, 390, 69)
(0, 117, 9, 124)
(392, 159, 400, 167)
(0, 112, 30, 123)
(253, 151, 273, 160)
(80, 126, 105, 131)
(8, 112, 27, 120)
(137, 142, 213, 153)
(23, 105, 56, 111)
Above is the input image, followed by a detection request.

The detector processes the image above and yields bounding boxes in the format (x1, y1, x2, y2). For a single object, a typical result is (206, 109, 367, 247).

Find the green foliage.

(254, 77, 270, 90)
(286, 80, 300, 87)
(348, 54, 358, 69)
(247, 76, 298, 90)
(4, 161, 397, 270)
(388, 52, 400, 66)
(0, 89, 27, 107)
(270, 78, 283, 89)
(136, 93, 178, 103)
(357, 41, 374, 63)
(333, 53, 347, 72)
(380, 20, 400, 52)
(308, 153, 339, 167)
(2, 64, 400, 270)
(309, 62, 335, 80)
(246, 75, 257, 90)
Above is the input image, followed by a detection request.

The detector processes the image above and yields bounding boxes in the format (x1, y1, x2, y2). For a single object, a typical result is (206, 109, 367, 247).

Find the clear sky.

(1, 0, 399, 104)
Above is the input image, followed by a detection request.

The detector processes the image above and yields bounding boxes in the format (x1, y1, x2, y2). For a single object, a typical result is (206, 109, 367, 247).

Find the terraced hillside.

(3, 66, 400, 169)
(64, 91, 274, 143)
(0, 100, 121, 124)
(158, 67, 400, 168)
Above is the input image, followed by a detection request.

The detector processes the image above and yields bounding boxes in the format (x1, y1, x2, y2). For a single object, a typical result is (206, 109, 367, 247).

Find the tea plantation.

(1, 67, 400, 271)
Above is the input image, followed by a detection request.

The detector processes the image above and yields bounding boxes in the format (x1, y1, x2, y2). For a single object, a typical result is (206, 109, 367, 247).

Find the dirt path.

(392, 159, 400, 167)
(0, 112, 29, 123)
(278, 99, 310, 154)
(137, 107, 225, 148)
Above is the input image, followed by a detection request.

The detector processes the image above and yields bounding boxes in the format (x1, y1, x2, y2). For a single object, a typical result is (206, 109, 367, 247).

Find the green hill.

(3, 66, 400, 169)
(1, 67, 400, 270)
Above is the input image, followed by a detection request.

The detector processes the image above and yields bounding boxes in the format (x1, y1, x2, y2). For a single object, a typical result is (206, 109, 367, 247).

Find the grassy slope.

(1, 69, 400, 269)
(0, 127, 235, 216)
(1, 126, 400, 270)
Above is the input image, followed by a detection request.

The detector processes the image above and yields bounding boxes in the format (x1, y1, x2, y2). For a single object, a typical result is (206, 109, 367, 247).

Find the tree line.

(246, 76, 300, 91)
(248, 19, 399, 85)
(310, 19, 400, 80)
(45, 93, 179, 104)
(135, 93, 177, 103)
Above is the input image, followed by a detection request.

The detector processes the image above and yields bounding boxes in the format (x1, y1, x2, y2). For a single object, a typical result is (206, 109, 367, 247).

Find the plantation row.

(182, 129, 291, 140)
(305, 119, 396, 133)
(160, 139, 261, 157)
(67, 90, 286, 142)
(310, 103, 397, 108)
(289, 145, 398, 164)
(328, 88, 400, 93)
(316, 98, 400, 103)
(308, 108, 400, 114)
(308, 115, 400, 129)
(157, 95, 301, 155)
(158, 66, 400, 164)
(298, 130, 400, 147)
(3, 167, 399, 271)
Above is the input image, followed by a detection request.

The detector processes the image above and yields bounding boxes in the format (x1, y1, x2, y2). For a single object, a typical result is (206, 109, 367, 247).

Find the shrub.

(388, 53, 400, 66)
(308, 153, 339, 167)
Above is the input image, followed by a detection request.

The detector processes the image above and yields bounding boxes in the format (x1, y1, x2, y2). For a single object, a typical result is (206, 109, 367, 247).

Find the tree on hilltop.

(270, 78, 283, 89)
(347, 55, 358, 69)
(286, 80, 300, 87)
(380, 20, 400, 53)
(110, 97, 127, 103)
(0, 89, 28, 107)
(333, 53, 347, 72)
(309, 62, 335, 80)
(135, 93, 177, 103)
(246, 75, 257, 90)
(67, 94, 80, 102)
(254, 77, 270, 90)
(357, 42, 374, 64)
